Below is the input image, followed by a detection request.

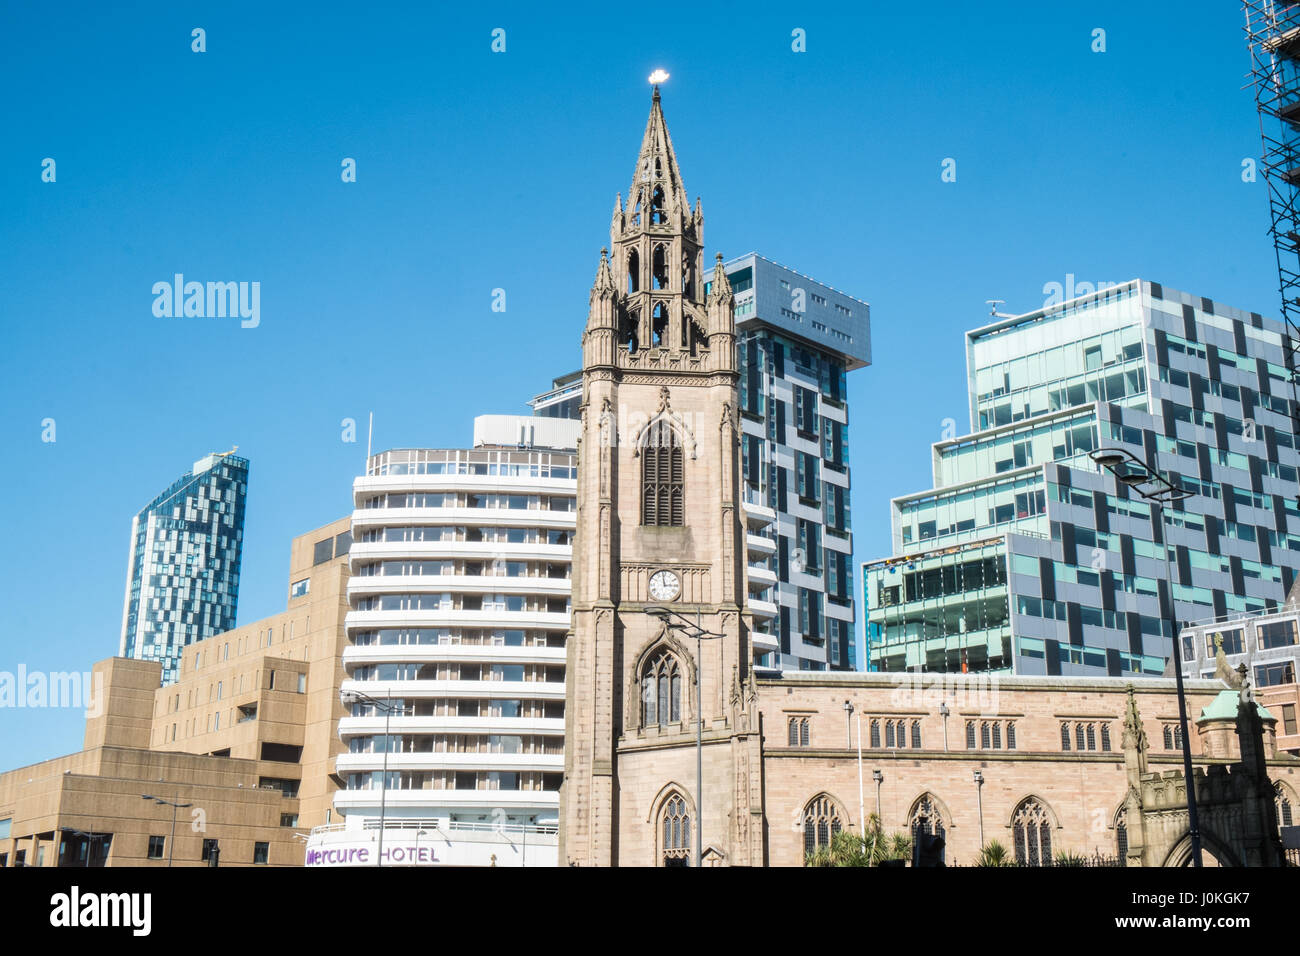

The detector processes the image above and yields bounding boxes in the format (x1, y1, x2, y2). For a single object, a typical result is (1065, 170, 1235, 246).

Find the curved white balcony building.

(332, 425, 576, 851)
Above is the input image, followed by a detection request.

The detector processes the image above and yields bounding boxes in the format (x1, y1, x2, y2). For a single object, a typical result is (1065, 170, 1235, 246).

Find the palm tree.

(805, 814, 912, 867)
(976, 840, 1013, 867)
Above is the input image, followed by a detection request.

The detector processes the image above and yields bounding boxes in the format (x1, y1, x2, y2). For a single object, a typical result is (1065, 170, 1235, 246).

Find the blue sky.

(0, 1, 1276, 768)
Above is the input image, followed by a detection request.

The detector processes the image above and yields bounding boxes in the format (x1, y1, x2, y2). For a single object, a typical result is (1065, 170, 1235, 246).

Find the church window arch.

(801, 794, 843, 861)
(1011, 797, 1054, 867)
(640, 647, 682, 727)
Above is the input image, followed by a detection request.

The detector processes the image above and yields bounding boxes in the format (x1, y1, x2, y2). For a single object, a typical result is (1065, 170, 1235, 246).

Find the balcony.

(749, 598, 778, 620)
(335, 751, 563, 775)
(342, 644, 566, 666)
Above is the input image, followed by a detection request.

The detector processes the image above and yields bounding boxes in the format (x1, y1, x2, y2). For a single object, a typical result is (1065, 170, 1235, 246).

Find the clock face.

(648, 570, 681, 602)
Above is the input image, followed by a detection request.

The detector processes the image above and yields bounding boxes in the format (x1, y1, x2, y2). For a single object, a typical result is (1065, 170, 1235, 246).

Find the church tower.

(560, 86, 763, 867)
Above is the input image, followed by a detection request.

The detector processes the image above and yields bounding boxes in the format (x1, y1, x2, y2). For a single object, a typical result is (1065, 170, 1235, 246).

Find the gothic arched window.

(652, 244, 669, 290)
(1007, 721, 1017, 750)
(909, 794, 945, 845)
(870, 719, 880, 748)
(661, 793, 691, 866)
(650, 185, 666, 225)
(651, 302, 669, 349)
(640, 649, 682, 728)
(1012, 798, 1054, 867)
(1075, 724, 1086, 751)
(1100, 723, 1111, 751)
(911, 720, 922, 749)
(642, 419, 683, 527)
(1277, 783, 1295, 829)
(802, 794, 843, 861)
(622, 308, 640, 354)
(1115, 807, 1129, 861)
(627, 248, 640, 293)
(1061, 723, 1071, 751)
(966, 721, 976, 749)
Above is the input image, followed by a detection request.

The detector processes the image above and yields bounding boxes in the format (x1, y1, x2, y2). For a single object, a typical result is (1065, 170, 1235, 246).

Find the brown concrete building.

(0, 518, 352, 866)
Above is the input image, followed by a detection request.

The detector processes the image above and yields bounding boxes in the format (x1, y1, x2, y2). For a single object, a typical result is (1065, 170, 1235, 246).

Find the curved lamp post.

(646, 604, 726, 868)
(340, 686, 401, 867)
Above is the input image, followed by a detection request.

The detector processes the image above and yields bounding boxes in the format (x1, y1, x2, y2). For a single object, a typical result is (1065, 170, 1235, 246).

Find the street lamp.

(872, 769, 883, 821)
(141, 795, 191, 867)
(972, 770, 985, 849)
(1089, 447, 1202, 868)
(340, 686, 401, 867)
(843, 699, 854, 749)
(938, 702, 950, 752)
(646, 604, 726, 868)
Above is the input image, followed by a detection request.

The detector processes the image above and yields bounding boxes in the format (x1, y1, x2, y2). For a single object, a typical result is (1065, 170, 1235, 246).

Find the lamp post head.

(1118, 472, 1149, 488)
(843, 700, 853, 715)
(872, 769, 883, 783)
(973, 770, 984, 784)
(1091, 451, 1126, 469)
(939, 702, 950, 717)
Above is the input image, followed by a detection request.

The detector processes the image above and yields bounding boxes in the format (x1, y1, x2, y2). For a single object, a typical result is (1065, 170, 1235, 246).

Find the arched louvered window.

(885, 720, 895, 748)
(1086, 724, 1097, 751)
(1061, 723, 1071, 751)
(966, 721, 977, 749)
(981, 722, 991, 749)
(642, 420, 684, 526)
(802, 795, 843, 862)
(1007, 721, 1017, 750)
(1076, 724, 1086, 751)
(991, 722, 1002, 750)
(1012, 798, 1054, 867)
(1100, 723, 1111, 751)
(870, 719, 880, 748)
(911, 720, 922, 749)
(661, 793, 691, 866)
(640, 649, 681, 728)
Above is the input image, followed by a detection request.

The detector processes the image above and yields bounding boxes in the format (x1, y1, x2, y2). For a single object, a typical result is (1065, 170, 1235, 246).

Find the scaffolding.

(1246, 1, 1300, 471)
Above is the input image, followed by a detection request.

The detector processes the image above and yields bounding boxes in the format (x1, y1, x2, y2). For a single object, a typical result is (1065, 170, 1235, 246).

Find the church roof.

(1196, 689, 1275, 723)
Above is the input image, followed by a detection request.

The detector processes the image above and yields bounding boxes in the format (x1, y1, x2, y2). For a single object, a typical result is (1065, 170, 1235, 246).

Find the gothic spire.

(591, 247, 617, 300)
(627, 86, 690, 222)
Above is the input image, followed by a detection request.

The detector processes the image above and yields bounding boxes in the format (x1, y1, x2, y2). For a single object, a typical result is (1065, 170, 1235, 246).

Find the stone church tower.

(560, 87, 763, 866)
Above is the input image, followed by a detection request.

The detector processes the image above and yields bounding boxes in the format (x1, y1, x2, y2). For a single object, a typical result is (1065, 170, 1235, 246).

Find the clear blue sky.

(0, 1, 1276, 768)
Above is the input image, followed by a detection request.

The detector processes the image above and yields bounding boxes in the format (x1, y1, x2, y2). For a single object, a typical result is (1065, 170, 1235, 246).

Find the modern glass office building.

(863, 280, 1300, 678)
(725, 253, 871, 671)
(118, 450, 249, 685)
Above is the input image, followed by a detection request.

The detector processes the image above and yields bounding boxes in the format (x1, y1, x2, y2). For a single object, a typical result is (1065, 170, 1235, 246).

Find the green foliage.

(976, 840, 1013, 867)
(1054, 849, 1088, 867)
(804, 813, 912, 867)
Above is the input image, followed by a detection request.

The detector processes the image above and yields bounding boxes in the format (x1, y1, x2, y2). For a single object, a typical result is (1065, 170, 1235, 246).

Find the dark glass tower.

(118, 451, 249, 685)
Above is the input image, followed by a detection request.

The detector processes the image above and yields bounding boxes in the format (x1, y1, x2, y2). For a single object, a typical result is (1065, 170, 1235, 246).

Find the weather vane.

(648, 69, 669, 85)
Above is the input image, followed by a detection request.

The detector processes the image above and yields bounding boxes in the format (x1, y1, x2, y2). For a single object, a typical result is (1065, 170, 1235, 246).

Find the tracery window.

(1012, 798, 1053, 867)
(802, 794, 843, 861)
(661, 793, 691, 866)
(640, 649, 681, 727)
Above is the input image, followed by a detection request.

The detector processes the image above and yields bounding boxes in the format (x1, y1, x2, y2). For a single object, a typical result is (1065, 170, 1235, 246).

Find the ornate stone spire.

(626, 86, 690, 225)
(1121, 684, 1147, 752)
(591, 247, 617, 300)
